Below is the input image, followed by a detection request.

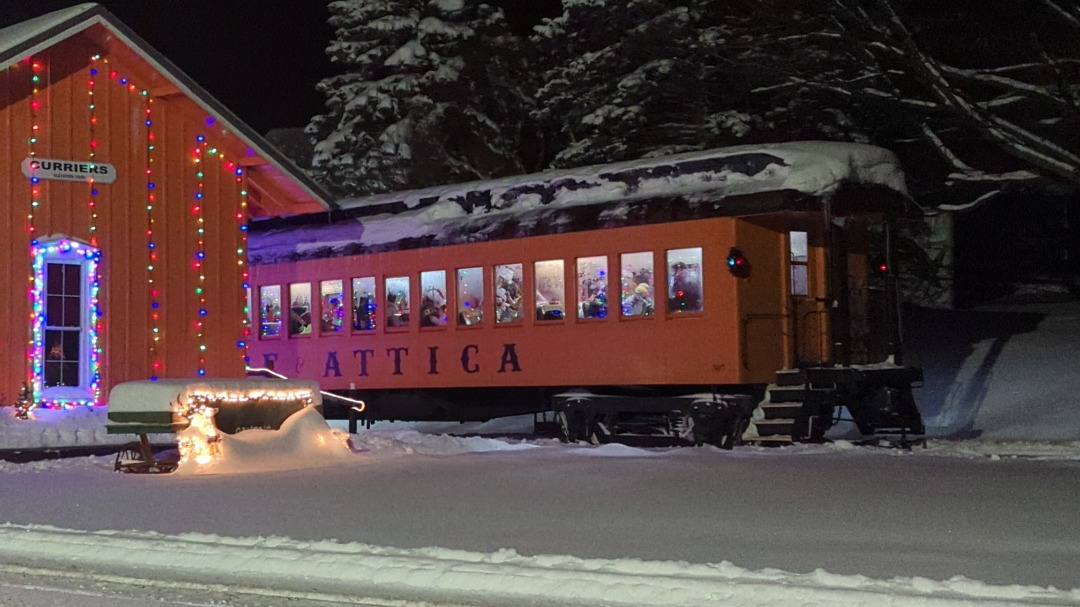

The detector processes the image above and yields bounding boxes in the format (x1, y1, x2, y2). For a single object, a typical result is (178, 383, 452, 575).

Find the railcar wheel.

(556, 409, 599, 444)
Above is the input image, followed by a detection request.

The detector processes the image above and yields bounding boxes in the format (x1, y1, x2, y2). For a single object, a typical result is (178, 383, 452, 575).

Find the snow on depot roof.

(0, 3, 336, 212)
(0, 3, 99, 67)
(249, 141, 913, 263)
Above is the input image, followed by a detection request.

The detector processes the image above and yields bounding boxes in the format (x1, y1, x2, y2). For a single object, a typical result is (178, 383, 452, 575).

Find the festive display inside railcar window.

(320, 280, 345, 333)
(351, 277, 377, 331)
(259, 285, 282, 337)
(576, 256, 608, 319)
(620, 252, 654, 317)
(494, 264, 524, 324)
(420, 271, 448, 327)
(456, 267, 484, 326)
(534, 260, 565, 321)
(288, 283, 313, 336)
(666, 248, 704, 314)
(385, 276, 411, 328)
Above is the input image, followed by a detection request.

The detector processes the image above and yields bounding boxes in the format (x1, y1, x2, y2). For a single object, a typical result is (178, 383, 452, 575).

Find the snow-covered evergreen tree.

(530, 0, 805, 169)
(757, 0, 1080, 209)
(307, 0, 531, 197)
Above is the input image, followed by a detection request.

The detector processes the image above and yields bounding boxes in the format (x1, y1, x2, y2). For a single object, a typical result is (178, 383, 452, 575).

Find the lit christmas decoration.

(27, 57, 44, 243)
(174, 387, 319, 466)
(29, 238, 102, 407)
(232, 162, 251, 364)
(86, 56, 100, 246)
(175, 394, 221, 465)
(14, 383, 34, 421)
(99, 64, 250, 381)
(25, 57, 44, 402)
(193, 136, 208, 376)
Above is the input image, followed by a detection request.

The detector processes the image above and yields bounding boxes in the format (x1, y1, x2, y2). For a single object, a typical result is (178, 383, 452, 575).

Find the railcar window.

(534, 260, 565, 321)
(667, 248, 704, 314)
(456, 267, 484, 326)
(420, 270, 449, 327)
(259, 285, 282, 337)
(494, 263, 524, 324)
(790, 231, 809, 296)
(351, 277, 377, 331)
(319, 279, 345, 334)
(620, 252, 654, 317)
(288, 283, 314, 336)
(385, 276, 411, 328)
(576, 256, 608, 319)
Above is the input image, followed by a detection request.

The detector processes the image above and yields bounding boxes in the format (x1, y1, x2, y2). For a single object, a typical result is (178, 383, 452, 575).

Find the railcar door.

(839, 220, 899, 365)
(788, 229, 830, 366)
(822, 218, 897, 366)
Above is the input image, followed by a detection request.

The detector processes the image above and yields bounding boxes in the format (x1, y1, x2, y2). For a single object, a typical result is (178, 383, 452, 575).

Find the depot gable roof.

(0, 3, 337, 213)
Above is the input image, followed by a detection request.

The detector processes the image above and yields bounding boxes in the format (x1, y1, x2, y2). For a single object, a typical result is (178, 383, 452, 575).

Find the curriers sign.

(21, 158, 117, 184)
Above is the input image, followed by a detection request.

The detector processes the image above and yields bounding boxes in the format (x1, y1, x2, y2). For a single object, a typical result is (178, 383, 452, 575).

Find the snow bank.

(1, 524, 1074, 607)
(175, 405, 355, 475)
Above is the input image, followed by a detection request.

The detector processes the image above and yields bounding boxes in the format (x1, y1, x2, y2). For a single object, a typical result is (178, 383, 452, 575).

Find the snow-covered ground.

(1, 299, 1079, 606)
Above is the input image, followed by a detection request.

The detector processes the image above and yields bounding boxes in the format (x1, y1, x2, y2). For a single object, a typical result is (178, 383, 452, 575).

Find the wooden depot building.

(0, 3, 335, 408)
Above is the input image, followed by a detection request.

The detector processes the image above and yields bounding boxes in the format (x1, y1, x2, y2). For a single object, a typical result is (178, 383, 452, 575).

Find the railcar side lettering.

(461, 344, 479, 373)
(324, 351, 342, 377)
(498, 343, 522, 373)
(353, 348, 375, 376)
(263, 344, 523, 380)
(428, 346, 439, 375)
(387, 347, 409, 375)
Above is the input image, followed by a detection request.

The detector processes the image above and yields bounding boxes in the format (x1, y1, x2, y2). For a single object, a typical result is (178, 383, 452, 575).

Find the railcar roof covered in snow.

(249, 141, 918, 264)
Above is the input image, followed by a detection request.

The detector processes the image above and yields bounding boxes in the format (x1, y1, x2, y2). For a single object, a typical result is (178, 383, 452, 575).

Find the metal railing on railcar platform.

(245, 366, 366, 431)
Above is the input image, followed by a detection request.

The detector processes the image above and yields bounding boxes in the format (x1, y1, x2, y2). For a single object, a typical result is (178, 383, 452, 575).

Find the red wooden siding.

(0, 32, 290, 403)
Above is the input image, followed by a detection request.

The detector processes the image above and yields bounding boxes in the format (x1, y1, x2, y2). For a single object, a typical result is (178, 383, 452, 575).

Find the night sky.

(3, 1, 560, 134)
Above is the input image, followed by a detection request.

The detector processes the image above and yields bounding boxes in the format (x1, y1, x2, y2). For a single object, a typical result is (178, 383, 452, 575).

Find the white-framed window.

(620, 251, 654, 318)
(351, 277, 376, 331)
(667, 247, 704, 314)
(420, 270, 448, 327)
(259, 285, 282, 338)
(456, 267, 484, 326)
(494, 263, 524, 324)
(31, 237, 101, 406)
(288, 282, 313, 336)
(790, 231, 809, 296)
(576, 255, 608, 319)
(385, 276, 411, 328)
(534, 259, 565, 321)
(320, 279, 345, 333)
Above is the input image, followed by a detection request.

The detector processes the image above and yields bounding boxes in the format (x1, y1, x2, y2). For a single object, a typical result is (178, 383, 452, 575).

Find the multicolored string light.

(145, 95, 161, 379)
(29, 239, 102, 407)
(233, 163, 251, 364)
(25, 57, 44, 406)
(86, 56, 100, 246)
(27, 57, 43, 244)
(193, 136, 208, 376)
(103, 58, 162, 380)
(91, 60, 250, 382)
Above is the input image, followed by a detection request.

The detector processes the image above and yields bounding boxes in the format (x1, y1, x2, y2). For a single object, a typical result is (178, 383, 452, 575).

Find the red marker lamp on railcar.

(726, 247, 750, 278)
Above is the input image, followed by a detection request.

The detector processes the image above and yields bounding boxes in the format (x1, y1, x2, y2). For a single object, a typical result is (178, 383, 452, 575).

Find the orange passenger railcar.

(248, 142, 926, 446)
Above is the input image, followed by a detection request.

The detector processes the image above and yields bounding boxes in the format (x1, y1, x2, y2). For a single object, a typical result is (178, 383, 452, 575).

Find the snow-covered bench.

(106, 378, 323, 436)
(106, 378, 324, 473)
